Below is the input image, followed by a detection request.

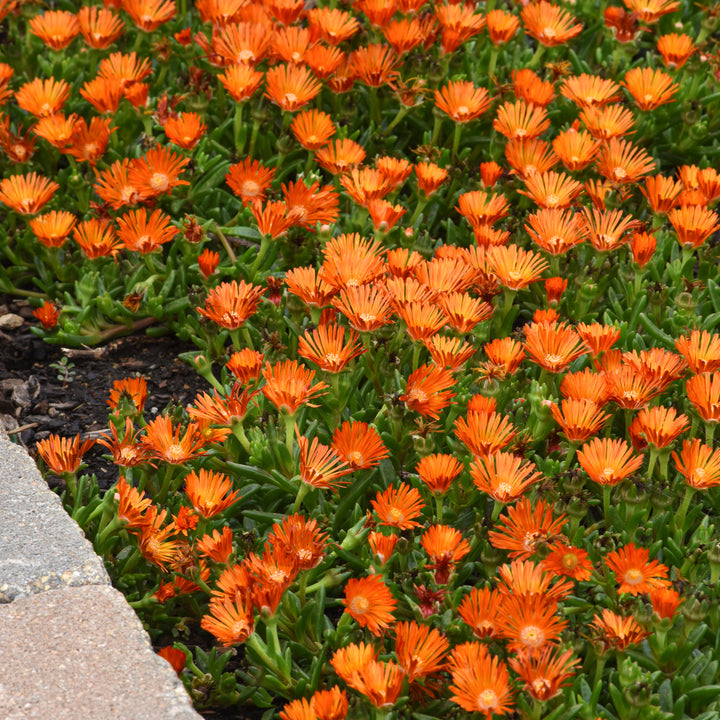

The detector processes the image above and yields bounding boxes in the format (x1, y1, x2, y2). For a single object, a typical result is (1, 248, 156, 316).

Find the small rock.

(0, 313, 24, 330)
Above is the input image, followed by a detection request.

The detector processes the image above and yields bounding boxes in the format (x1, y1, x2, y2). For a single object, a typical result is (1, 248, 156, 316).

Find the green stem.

(451, 122, 463, 161)
(408, 197, 428, 227)
(382, 103, 410, 136)
(435, 493, 444, 524)
(215, 225, 237, 263)
(292, 482, 310, 513)
(603, 485, 612, 528)
(232, 420, 250, 453)
(249, 235, 271, 278)
(233, 102, 244, 154)
(706, 422, 716, 446)
(674, 485, 696, 542)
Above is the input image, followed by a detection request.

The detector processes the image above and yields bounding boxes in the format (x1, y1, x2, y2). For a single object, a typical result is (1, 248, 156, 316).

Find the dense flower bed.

(4, 0, 720, 717)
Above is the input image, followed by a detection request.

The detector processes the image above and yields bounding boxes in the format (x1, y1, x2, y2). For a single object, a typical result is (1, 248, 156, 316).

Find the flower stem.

(674, 485, 695, 542)
(292, 482, 310, 513)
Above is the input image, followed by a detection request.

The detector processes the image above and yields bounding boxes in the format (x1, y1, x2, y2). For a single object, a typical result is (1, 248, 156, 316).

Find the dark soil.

(0, 294, 209, 490)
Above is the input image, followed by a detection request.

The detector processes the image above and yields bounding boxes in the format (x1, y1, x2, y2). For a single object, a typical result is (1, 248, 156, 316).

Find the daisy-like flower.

(488, 497, 566, 560)
(604, 365, 663, 409)
(0, 172, 59, 215)
(421, 524, 471, 584)
(29, 210, 76, 248)
(448, 642, 514, 717)
(218, 64, 264, 102)
(672, 439, 720, 490)
(498, 594, 568, 654)
(519, 171, 583, 209)
(493, 100, 550, 140)
(73, 218, 121, 259)
(128, 144, 190, 198)
(290, 109, 335, 150)
(369, 531, 399, 565)
(142, 415, 207, 464)
(97, 418, 151, 468)
(315, 138, 366, 174)
(400, 363, 456, 419)
(94, 160, 147, 209)
(525, 208, 586, 256)
(342, 574, 397, 635)
(394, 301, 444, 342)
(687, 373, 720, 423)
(470, 452, 543, 503)
(498, 558, 573, 601)
(596, 137, 656, 185)
(605, 543, 671, 596)
(623, 0, 679, 23)
(226, 349, 264, 385)
(581, 207, 642, 252)
(509, 647, 579, 702)
(225, 158, 275, 206)
(576, 437, 643, 485)
(33, 301, 59, 329)
(524, 321, 587, 373)
(456, 190, 509, 227)
(311, 686, 348, 720)
(15, 77, 70, 118)
(331, 420, 388, 470)
(579, 104, 636, 140)
(196, 526, 234, 564)
(350, 43, 399, 87)
(340, 168, 391, 205)
(184, 469, 240, 518)
(77, 6, 125, 49)
(521, 1, 582, 47)
(268, 514, 328, 570)
(36, 434, 96, 475)
(657, 32, 696, 69)
(394, 621, 449, 683)
(415, 161, 449, 197)
(425, 335, 476, 371)
(197, 280, 265, 330)
(29, 10, 80, 50)
(630, 231, 657, 267)
(201, 597, 255, 646)
(33, 113, 78, 151)
(198, 248, 220, 279)
(272, 25, 312, 65)
(543, 543, 593, 581)
(262, 360, 328, 415)
(552, 129, 599, 172)
(304, 44, 346, 79)
(457, 587, 504, 639)
(416, 453, 463, 495)
(454, 409, 516, 458)
(486, 8, 520, 45)
(650, 587, 683, 620)
(551, 399, 610, 442)
(98, 51, 152, 89)
(560, 74, 622, 109)
(298, 324, 365, 373)
(414, 257, 474, 298)
(435, 3, 486, 55)
(123, 0, 176, 31)
(117, 208, 178, 254)
(138, 506, 181, 569)
(640, 174, 683, 214)
(320, 233, 385, 290)
(372, 483, 425, 529)
(285, 266, 335, 309)
(298, 433, 352, 492)
(163, 112, 206, 150)
(250, 199, 291, 239)
(667, 205, 720, 249)
(80, 77, 124, 115)
(488, 244, 548, 290)
(279, 698, 314, 720)
(512, 69, 555, 108)
(435, 80, 491, 123)
(332, 284, 391, 332)
(622, 67, 678, 111)
(307, 7, 360, 45)
(265, 64, 322, 112)
(591, 609, 649, 652)
(108, 376, 148, 414)
(376, 157, 413, 190)
(382, 16, 427, 54)
(630, 406, 689, 450)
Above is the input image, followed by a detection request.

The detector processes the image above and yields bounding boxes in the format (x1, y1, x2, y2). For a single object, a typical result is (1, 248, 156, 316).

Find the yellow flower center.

(165, 443, 185, 463)
(520, 624, 545, 647)
(477, 689, 498, 712)
(242, 180, 260, 197)
(387, 507, 405, 525)
(150, 172, 169, 192)
(563, 552, 579, 570)
(350, 595, 369, 614)
(624, 568, 644, 585)
(347, 450, 364, 466)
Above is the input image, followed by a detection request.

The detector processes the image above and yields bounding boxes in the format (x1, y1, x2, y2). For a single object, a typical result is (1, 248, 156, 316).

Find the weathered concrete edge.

(0, 427, 202, 719)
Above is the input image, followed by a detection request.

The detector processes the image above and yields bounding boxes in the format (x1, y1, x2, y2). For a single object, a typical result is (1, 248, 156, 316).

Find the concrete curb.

(0, 429, 202, 720)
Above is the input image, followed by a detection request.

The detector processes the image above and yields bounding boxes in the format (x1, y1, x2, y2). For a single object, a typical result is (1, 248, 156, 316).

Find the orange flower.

(142, 415, 207, 464)
(304, 44, 345, 79)
(521, 1, 582, 47)
(197, 280, 265, 329)
(672, 439, 720, 490)
(650, 587, 683, 620)
(486, 9, 520, 45)
(36, 434, 96, 475)
(298, 433, 352, 492)
(97, 418, 151, 468)
(94, 159, 146, 209)
(449, 643, 514, 717)
(331, 420, 388, 470)
(197, 526, 234, 564)
(470, 452, 544, 503)
(29, 210, 76, 248)
(543, 543, 593, 581)
(456, 190, 509, 227)
(488, 497, 566, 560)
(591, 609, 649, 652)
(551, 399, 610, 442)
(123, 0, 175, 31)
(581, 207, 642, 251)
(394, 621, 449, 682)
(108, 376, 148, 414)
(342, 574, 397, 635)
(298, 323, 365, 373)
(640, 174, 683, 214)
(524, 321, 587, 373)
(285, 266, 336, 308)
(509, 647, 579, 702)
(128, 144, 190, 197)
(290, 109, 335, 150)
(525, 208, 586, 256)
(262, 360, 328, 414)
(579, 103, 636, 140)
(657, 32, 695, 69)
(488, 244, 548, 290)
(226, 158, 275, 206)
(184, 469, 240, 518)
(596, 137, 656, 185)
(421, 524, 471, 584)
(320, 233, 385, 290)
(332, 284, 391, 332)
(605, 543, 670, 596)
(576, 437, 643, 485)
(201, 597, 254, 646)
(311, 686, 348, 720)
(226, 349, 264, 384)
(623, 0, 679, 23)
(272, 26, 312, 65)
(77, 6, 125, 49)
(498, 593, 568, 654)
(251, 199, 291, 239)
(552, 129, 599, 171)
(33, 112, 78, 151)
(315, 138, 366, 174)
(414, 256, 474, 297)
(268, 514, 328, 570)
(622, 67, 678, 111)
(415, 161, 448, 197)
(454, 410, 516, 457)
(15, 77, 70, 117)
(198, 248, 220, 279)
(435, 3, 486, 54)
(32, 300, 59, 329)
(372, 482, 425, 529)
(493, 100, 549, 140)
(0, 172, 59, 215)
(163, 112, 206, 150)
(630, 231, 657, 267)
(218, 64, 264, 102)
(630, 406, 689, 450)
(307, 7, 360, 45)
(350, 43, 399, 87)
(425, 335, 476, 371)
(518, 171, 583, 209)
(560, 74, 622, 109)
(512, 68, 556, 107)
(340, 167, 391, 205)
(457, 587, 504, 639)
(117, 207, 178, 253)
(279, 698, 314, 720)
(73, 218, 121, 259)
(416, 453, 463, 495)
(137, 506, 181, 569)
(29, 10, 80, 50)
(369, 531, 398, 565)
(667, 205, 720, 249)
(265, 63, 322, 111)
(560, 368, 608, 403)
(401, 363, 456, 419)
(356, 0, 398, 27)
(687, 372, 720, 423)
(382, 16, 427, 54)
(435, 80, 491, 123)
(508, 139, 560, 181)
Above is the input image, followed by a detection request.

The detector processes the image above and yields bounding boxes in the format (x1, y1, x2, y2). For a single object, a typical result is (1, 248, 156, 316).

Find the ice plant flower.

(488, 244, 548, 290)
(342, 574, 397, 635)
(454, 410, 515, 458)
(197, 280, 265, 330)
(457, 587, 504, 639)
(123, 0, 176, 31)
(675, 330, 720, 374)
(0, 172, 59, 215)
(543, 543, 593, 581)
(36, 434, 96, 475)
(184, 469, 240, 518)
(486, 9, 520, 45)
(667, 205, 720, 249)
(493, 100, 550, 140)
(577, 437, 643, 485)
(416, 453, 463, 495)
(672, 439, 720, 490)
(117, 208, 178, 253)
(372, 483, 424, 529)
(509, 647, 579, 702)
(15, 77, 71, 117)
(435, 3, 486, 54)
(262, 360, 328, 414)
(630, 406, 689, 450)
(268, 514, 328, 570)
(29, 10, 80, 50)
(265, 64, 322, 111)
(622, 67, 678, 111)
(434, 80, 491, 123)
(400, 363, 456, 419)
(686, 373, 720, 423)
(551, 399, 610, 442)
(129, 144, 190, 197)
(142, 416, 208, 464)
(524, 321, 587, 373)
(331, 420, 388, 470)
(201, 597, 255, 646)
(77, 6, 125, 48)
(394, 621, 449, 683)
(421, 524, 471, 584)
(470, 452, 544, 503)
(521, 1, 582, 46)
(32, 300, 59, 329)
(290, 108, 335, 150)
(605, 543, 671, 596)
(73, 219, 122, 259)
(519, 171, 583, 209)
(591, 609, 649, 652)
(298, 433, 352, 492)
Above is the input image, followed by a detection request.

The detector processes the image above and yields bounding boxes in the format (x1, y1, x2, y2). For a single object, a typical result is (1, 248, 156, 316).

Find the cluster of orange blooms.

(7, 0, 720, 715)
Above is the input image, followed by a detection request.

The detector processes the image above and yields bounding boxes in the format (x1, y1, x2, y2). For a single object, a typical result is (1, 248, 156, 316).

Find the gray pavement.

(0, 428, 202, 720)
